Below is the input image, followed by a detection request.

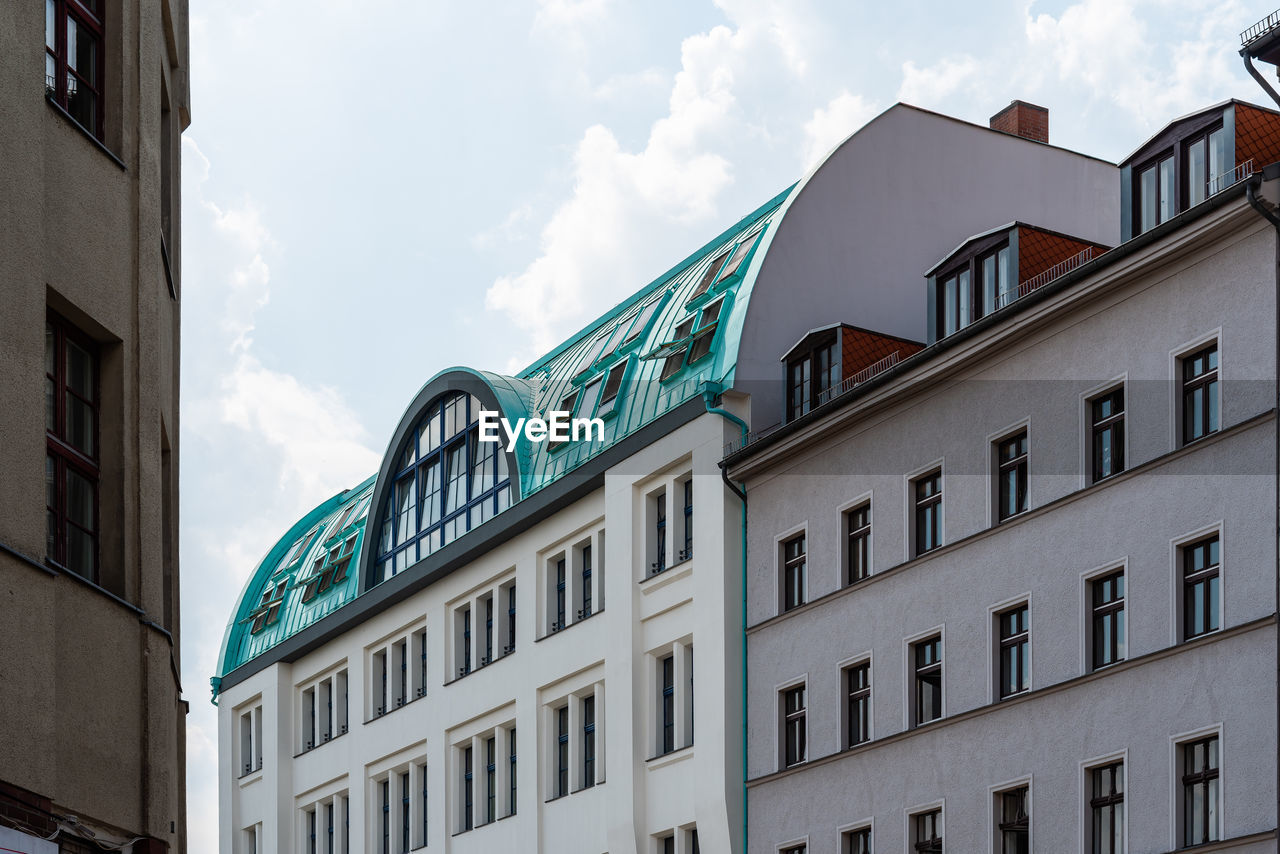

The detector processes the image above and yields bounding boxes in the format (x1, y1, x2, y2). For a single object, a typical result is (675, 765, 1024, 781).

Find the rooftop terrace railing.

(1242, 10, 1280, 46)
(1209, 159, 1254, 195)
(1015, 245, 1104, 303)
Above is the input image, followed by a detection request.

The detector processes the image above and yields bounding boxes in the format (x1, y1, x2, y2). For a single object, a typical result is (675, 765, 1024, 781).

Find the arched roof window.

(373, 391, 511, 583)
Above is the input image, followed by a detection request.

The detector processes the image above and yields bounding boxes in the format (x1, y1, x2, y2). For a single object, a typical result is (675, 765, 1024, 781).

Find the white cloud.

(802, 90, 879, 169)
(897, 55, 981, 108)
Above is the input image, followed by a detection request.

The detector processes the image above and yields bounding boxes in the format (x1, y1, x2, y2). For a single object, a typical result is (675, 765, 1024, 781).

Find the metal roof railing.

(1242, 10, 1280, 46)
(1015, 245, 1104, 302)
(1209, 158, 1254, 195)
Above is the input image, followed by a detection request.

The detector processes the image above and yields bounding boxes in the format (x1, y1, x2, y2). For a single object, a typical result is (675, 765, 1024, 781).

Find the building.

(727, 99, 1280, 853)
(0, 1, 191, 853)
(210, 102, 1115, 853)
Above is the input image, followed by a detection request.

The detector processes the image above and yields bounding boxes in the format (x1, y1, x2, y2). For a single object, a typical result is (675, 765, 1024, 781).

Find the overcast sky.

(179, 0, 1269, 846)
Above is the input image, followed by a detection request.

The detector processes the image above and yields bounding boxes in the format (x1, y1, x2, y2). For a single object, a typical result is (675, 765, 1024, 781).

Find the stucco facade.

(0, 1, 190, 851)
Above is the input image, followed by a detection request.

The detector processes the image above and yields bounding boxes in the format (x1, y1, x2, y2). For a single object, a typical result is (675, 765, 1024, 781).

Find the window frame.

(1085, 382, 1126, 485)
(992, 782, 1030, 854)
(907, 804, 944, 854)
(837, 822, 873, 854)
(906, 630, 944, 728)
(909, 466, 943, 559)
(993, 600, 1031, 700)
(779, 530, 807, 612)
(1179, 532, 1222, 642)
(843, 498, 872, 586)
(1182, 121, 1228, 207)
(1133, 148, 1175, 235)
(1179, 342, 1220, 446)
(993, 427, 1029, 523)
(786, 333, 840, 420)
(779, 681, 808, 768)
(45, 0, 106, 139)
(1175, 731, 1222, 847)
(842, 657, 871, 749)
(1083, 757, 1125, 854)
(1088, 568, 1126, 671)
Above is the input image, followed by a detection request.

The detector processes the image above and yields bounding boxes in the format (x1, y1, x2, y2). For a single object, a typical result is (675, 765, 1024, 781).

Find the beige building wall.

(0, 1, 190, 851)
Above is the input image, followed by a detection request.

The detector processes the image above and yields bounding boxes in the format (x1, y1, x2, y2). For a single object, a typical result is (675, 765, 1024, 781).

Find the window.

(1181, 344, 1218, 444)
(459, 606, 472, 676)
(549, 390, 577, 451)
(651, 490, 667, 575)
(1136, 151, 1174, 234)
(846, 503, 870, 585)
(687, 298, 724, 363)
(582, 694, 597, 788)
(300, 669, 347, 751)
(912, 636, 942, 726)
(238, 703, 263, 776)
(596, 361, 627, 418)
(654, 645, 692, 756)
(659, 317, 696, 381)
(912, 808, 942, 853)
(400, 771, 411, 852)
(1090, 388, 1125, 482)
(555, 705, 570, 797)
(302, 535, 358, 601)
(997, 605, 1030, 699)
(1185, 124, 1229, 205)
(481, 595, 494, 666)
(1092, 571, 1125, 669)
(379, 778, 390, 853)
(1090, 762, 1124, 854)
(417, 763, 428, 848)
(844, 661, 870, 747)
(45, 0, 104, 137)
(624, 298, 662, 347)
(782, 685, 806, 767)
(781, 534, 806, 611)
(249, 579, 288, 633)
(679, 478, 693, 562)
(935, 243, 1012, 339)
(462, 746, 474, 831)
(1182, 535, 1220, 640)
(504, 581, 517, 655)
(660, 654, 675, 755)
(579, 544, 593, 620)
(553, 557, 566, 632)
(485, 736, 496, 823)
(1181, 736, 1220, 846)
(996, 432, 1028, 521)
(938, 267, 971, 337)
(913, 471, 942, 556)
(781, 846, 807, 854)
(787, 334, 840, 420)
(982, 245, 1014, 312)
(691, 250, 729, 301)
(415, 630, 427, 697)
(843, 828, 871, 854)
(508, 727, 517, 815)
(46, 314, 99, 580)
(996, 787, 1029, 854)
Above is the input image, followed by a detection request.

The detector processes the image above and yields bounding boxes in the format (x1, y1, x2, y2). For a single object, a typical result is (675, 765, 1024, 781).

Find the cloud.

(802, 90, 879, 169)
(897, 55, 981, 108)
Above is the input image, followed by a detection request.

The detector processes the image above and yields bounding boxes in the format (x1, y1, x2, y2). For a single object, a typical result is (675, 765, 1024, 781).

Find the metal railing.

(1209, 159, 1254, 196)
(1242, 10, 1280, 46)
(1015, 245, 1103, 301)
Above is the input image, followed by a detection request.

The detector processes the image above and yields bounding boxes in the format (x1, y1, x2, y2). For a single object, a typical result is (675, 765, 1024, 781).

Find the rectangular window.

(680, 478, 694, 562)
(460, 607, 472, 676)
(913, 636, 942, 726)
(846, 503, 870, 585)
(781, 534, 806, 611)
(400, 772, 410, 853)
(556, 705, 570, 797)
(1181, 344, 1219, 444)
(844, 661, 870, 747)
(998, 605, 1030, 699)
(688, 298, 724, 363)
(418, 763, 428, 847)
(414, 629, 427, 697)
(997, 787, 1029, 854)
(504, 582, 517, 655)
(1137, 152, 1174, 234)
(582, 694, 597, 788)
(306, 805, 317, 854)
(782, 685, 807, 767)
(579, 544, 593, 619)
(1183, 535, 1220, 640)
(660, 654, 675, 755)
(996, 431, 1028, 521)
(652, 491, 667, 575)
(508, 727, 517, 815)
(843, 828, 871, 854)
(660, 317, 696, 381)
(46, 314, 100, 580)
(1090, 761, 1124, 854)
(913, 471, 942, 556)
(1182, 736, 1220, 846)
(912, 808, 943, 853)
(485, 737, 496, 823)
(462, 746, 474, 831)
(1092, 571, 1126, 669)
(596, 360, 627, 418)
(482, 595, 494, 666)
(554, 557, 566, 631)
(380, 778, 390, 853)
(45, 0, 104, 137)
(1091, 388, 1125, 482)
(781, 847, 806, 854)
(787, 336, 839, 418)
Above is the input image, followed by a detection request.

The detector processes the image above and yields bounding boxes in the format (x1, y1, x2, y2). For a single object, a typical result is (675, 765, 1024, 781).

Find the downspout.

(1242, 49, 1280, 110)
(700, 381, 749, 854)
(1245, 170, 1280, 835)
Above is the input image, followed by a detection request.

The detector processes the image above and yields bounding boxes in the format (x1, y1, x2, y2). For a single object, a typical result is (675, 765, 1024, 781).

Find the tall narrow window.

(660, 655, 675, 755)
(913, 471, 942, 556)
(653, 492, 667, 575)
(788, 336, 840, 417)
(596, 360, 627, 418)
(1091, 388, 1125, 482)
(846, 503, 870, 585)
(782, 685, 807, 767)
(483, 596, 494, 665)
(380, 779, 390, 853)
(485, 737, 496, 823)
(1182, 344, 1219, 444)
(1183, 535, 1220, 640)
(998, 604, 1030, 698)
(845, 661, 870, 747)
(781, 534, 806, 611)
(980, 244, 1013, 312)
(913, 636, 942, 726)
(912, 809, 943, 853)
(554, 557, 566, 631)
(1092, 571, 1126, 669)
(1137, 153, 1175, 234)
(419, 764, 428, 846)
(416, 629, 428, 697)
(580, 544, 593, 619)
(508, 728, 517, 815)
(582, 695, 597, 788)
(1182, 736, 1220, 846)
(843, 828, 871, 854)
(461, 608, 472, 676)
(996, 431, 1028, 521)
(45, 0, 104, 137)
(325, 802, 335, 854)
(46, 315, 99, 580)
(400, 772, 410, 853)
(997, 787, 1029, 854)
(681, 479, 694, 561)
(462, 746, 474, 831)
(556, 706, 570, 796)
(1090, 762, 1124, 854)
(505, 583, 517, 654)
(306, 808, 317, 854)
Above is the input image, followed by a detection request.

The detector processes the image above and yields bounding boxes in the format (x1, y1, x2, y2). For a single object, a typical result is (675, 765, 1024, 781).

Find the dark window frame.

(912, 635, 943, 727)
(1089, 761, 1124, 854)
(1182, 121, 1228, 208)
(582, 694, 596, 788)
(660, 654, 676, 755)
(782, 684, 807, 767)
(555, 704, 569, 797)
(997, 604, 1030, 699)
(843, 827, 871, 854)
(1091, 570, 1126, 670)
(844, 660, 870, 748)
(995, 430, 1029, 522)
(45, 0, 105, 139)
(1181, 343, 1219, 445)
(1134, 148, 1175, 235)
(46, 312, 100, 581)
(1181, 735, 1220, 846)
(913, 470, 942, 557)
(997, 786, 1030, 854)
(781, 533, 806, 612)
(1090, 387, 1125, 483)
(786, 334, 839, 420)
(912, 808, 943, 854)
(845, 502, 871, 585)
(1182, 534, 1221, 640)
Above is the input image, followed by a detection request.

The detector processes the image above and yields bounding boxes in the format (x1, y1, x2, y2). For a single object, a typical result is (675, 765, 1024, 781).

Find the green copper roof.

(213, 186, 795, 695)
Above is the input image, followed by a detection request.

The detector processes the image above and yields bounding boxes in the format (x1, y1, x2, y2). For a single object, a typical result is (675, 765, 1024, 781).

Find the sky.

(179, 0, 1271, 846)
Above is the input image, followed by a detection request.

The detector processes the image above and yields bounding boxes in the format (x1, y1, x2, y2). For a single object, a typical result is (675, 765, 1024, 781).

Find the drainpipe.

(1242, 48, 1280, 110)
(700, 381, 749, 854)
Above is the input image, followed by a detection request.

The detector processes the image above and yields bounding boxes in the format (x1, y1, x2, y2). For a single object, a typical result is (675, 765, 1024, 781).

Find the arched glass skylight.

(374, 392, 511, 583)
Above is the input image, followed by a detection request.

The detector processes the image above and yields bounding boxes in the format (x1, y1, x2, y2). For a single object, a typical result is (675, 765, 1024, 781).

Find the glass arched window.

(375, 392, 512, 583)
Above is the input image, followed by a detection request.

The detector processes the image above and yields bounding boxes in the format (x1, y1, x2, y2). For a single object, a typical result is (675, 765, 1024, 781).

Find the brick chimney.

(990, 100, 1049, 144)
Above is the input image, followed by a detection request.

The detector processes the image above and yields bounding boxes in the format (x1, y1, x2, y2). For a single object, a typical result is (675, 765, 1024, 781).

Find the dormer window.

(935, 241, 1010, 338)
(596, 361, 627, 418)
(787, 334, 838, 420)
(1135, 151, 1174, 234)
(658, 317, 696, 380)
(688, 298, 724, 363)
(1185, 124, 1228, 206)
(690, 252, 728, 301)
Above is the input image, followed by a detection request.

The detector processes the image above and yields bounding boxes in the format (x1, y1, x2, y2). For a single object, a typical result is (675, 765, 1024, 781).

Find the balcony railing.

(1242, 10, 1280, 46)
(1014, 245, 1104, 302)
(1209, 159, 1254, 196)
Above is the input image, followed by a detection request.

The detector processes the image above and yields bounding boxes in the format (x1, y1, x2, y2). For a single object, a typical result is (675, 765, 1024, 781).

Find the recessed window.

(659, 654, 676, 755)
(912, 808, 942, 853)
(1181, 344, 1219, 444)
(679, 478, 694, 563)
(555, 704, 570, 797)
(996, 786, 1029, 854)
(687, 298, 724, 363)
(781, 684, 807, 767)
(913, 471, 942, 557)
(845, 503, 870, 585)
(912, 636, 942, 726)
(1090, 388, 1125, 482)
(1181, 735, 1220, 846)
(596, 361, 627, 418)
(997, 604, 1030, 699)
(1185, 124, 1229, 205)
(781, 846, 806, 854)
(582, 694, 597, 789)
(844, 660, 870, 748)
(1091, 571, 1125, 669)
(623, 298, 662, 347)
(781, 534, 806, 612)
(650, 489, 667, 576)
(939, 266, 971, 337)
(1089, 761, 1124, 854)
(578, 543, 594, 620)
(1136, 151, 1174, 234)
(249, 579, 288, 633)
(461, 745, 474, 831)
(996, 431, 1028, 521)
(982, 244, 1014, 311)
(552, 556, 567, 632)
(508, 727, 518, 815)
(1182, 535, 1220, 640)
(659, 317, 696, 381)
(787, 335, 839, 420)
(843, 827, 870, 854)
(45, 0, 104, 137)
(45, 314, 100, 580)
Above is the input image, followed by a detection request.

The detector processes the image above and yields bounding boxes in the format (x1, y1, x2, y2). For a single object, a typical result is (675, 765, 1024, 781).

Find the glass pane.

(577, 378, 602, 419)
(1159, 156, 1174, 223)
(1188, 138, 1206, 206)
(1208, 128, 1228, 193)
(66, 339, 94, 401)
(943, 277, 957, 335)
(66, 524, 94, 577)
(1139, 166, 1157, 233)
(46, 0, 56, 50)
(958, 270, 971, 328)
(66, 467, 94, 530)
(68, 15, 96, 86)
(444, 444, 467, 513)
(998, 247, 1012, 306)
(66, 392, 94, 456)
(981, 255, 996, 316)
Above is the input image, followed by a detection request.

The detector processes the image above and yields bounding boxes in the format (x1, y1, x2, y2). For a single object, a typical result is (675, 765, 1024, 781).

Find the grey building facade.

(728, 101, 1280, 853)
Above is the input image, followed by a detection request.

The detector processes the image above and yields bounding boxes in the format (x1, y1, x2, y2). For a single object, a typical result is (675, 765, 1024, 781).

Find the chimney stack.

(990, 100, 1049, 144)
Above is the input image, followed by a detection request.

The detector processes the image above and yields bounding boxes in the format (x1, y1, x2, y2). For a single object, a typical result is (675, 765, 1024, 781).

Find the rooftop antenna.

(1241, 10, 1280, 108)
